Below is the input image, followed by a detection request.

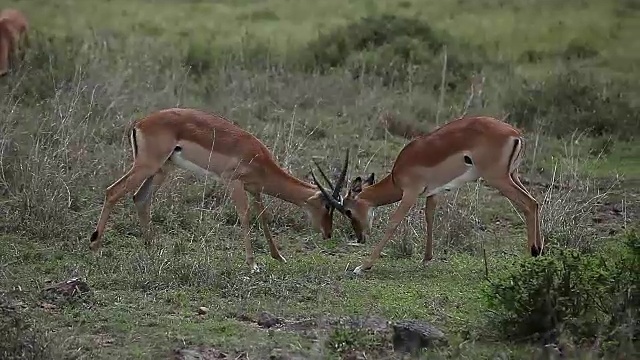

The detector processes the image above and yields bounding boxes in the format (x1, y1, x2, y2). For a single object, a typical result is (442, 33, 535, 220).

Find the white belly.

(425, 167, 478, 196)
(169, 151, 223, 181)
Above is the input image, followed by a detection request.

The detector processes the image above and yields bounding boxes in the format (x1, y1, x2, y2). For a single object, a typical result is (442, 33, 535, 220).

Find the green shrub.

(484, 248, 609, 341)
(606, 230, 639, 349)
(483, 232, 638, 352)
(505, 67, 640, 138)
(325, 326, 388, 357)
(299, 14, 488, 90)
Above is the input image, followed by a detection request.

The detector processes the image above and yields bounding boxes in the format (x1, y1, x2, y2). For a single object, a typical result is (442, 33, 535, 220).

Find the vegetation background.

(0, 0, 638, 359)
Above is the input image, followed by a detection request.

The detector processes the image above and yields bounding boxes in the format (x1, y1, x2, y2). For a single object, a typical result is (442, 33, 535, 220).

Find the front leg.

(423, 195, 438, 264)
(251, 193, 286, 263)
(354, 188, 421, 274)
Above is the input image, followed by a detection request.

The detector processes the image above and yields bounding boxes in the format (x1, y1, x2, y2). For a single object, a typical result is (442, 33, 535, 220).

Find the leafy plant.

(505, 67, 640, 138)
(483, 241, 637, 349)
(325, 326, 387, 357)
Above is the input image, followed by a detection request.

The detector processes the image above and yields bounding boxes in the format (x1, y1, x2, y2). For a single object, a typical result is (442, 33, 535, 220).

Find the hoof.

(531, 245, 543, 257)
(421, 258, 433, 266)
(353, 265, 371, 275)
(89, 231, 101, 251)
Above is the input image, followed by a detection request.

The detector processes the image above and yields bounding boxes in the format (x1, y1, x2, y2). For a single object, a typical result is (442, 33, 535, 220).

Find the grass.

(14, 0, 640, 80)
(1, 0, 639, 359)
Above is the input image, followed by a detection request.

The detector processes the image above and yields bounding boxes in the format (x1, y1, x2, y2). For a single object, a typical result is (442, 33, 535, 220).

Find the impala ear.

(364, 172, 375, 186)
(350, 176, 363, 194)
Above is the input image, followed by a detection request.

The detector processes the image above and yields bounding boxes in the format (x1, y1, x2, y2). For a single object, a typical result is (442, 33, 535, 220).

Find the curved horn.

(332, 148, 349, 199)
(310, 170, 345, 212)
(311, 158, 335, 191)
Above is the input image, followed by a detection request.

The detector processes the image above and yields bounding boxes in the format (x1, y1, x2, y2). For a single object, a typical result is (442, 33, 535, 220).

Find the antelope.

(311, 115, 544, 275)
(89, 108, 349, 272)
(0, 8, 29, 77)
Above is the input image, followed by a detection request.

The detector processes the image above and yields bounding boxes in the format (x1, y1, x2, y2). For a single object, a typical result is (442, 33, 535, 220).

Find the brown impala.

(0, 8, 29, 77)
(311, 115, 544, 275)
(89, 108, 349, 272)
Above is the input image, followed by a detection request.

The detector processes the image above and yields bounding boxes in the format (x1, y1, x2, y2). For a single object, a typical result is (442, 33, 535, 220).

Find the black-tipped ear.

(365, 172, 375, 186)
(350, 176, 363, 193)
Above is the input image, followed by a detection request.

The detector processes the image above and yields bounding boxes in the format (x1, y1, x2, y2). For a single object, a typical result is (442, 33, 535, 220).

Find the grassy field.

(1, 0, 639, 359)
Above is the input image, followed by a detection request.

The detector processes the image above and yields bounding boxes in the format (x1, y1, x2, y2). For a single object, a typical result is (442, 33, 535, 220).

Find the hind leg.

(89, 133, 175, 251)
(133, 166, 172, 245)
(485, 174, 542, 257)
(0, 32, 8, 77)
(90, 165, 160, 251)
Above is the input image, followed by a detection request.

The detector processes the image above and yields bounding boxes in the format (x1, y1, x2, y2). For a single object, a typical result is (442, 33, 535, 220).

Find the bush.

(483, 231, 638, 352)
(505, 67, 640, 138)
(299, 14, 488, 90)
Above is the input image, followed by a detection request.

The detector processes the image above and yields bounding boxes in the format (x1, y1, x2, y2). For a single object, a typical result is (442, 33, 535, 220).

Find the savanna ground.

(0, 0, 639, 359)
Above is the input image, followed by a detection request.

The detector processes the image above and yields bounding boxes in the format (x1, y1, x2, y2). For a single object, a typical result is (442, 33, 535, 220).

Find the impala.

(0, 8, 29, 77)
(312, 115, 544, 274)
(89, 108, 349, 272)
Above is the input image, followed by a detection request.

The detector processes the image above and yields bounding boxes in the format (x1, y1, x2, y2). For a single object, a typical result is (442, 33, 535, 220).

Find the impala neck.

(358, 174, 403, 207)
(261, 166, 317, 206)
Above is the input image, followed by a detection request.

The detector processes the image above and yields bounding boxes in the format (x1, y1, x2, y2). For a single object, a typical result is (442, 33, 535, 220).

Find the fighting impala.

(89, 108, 349, 272)
(312, 115, 544, 274)
(0, 8, 29, 77)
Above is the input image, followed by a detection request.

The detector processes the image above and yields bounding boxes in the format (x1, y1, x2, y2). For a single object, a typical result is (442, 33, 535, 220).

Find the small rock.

(197, 306, 209, 315)
(43, 277, 90, 298)
(391, 319, 447, 354)
(257, 311, 283, 329)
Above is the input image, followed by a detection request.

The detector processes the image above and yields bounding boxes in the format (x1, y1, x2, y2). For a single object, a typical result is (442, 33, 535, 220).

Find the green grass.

(1, 0, 639, 359)
(13, 0, 640, 80)
(0, 233, 536, 359)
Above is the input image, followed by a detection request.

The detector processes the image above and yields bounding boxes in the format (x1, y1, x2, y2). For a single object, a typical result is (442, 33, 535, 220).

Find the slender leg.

(486, 174, 543, 256)
(0, 31, 8, 77)
(229, 180, 258, 272)
(90, 165, 159, 251)
(133, 167, 170, 245)
(354, 188, 421, 274)
(251, 193, 286, 263)
(510, 171, 543, 251)
(423, 195, 438, 264)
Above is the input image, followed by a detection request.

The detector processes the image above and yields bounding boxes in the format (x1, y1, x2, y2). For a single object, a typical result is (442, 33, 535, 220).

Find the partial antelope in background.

(312, 115, 544, 275)
(0, 8, 29, 77)
(89, 108, 349, 272)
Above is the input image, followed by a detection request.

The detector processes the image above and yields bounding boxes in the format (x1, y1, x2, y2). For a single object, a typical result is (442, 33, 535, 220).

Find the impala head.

(303, 193, 336, 239)
(310, 150, 376, 243)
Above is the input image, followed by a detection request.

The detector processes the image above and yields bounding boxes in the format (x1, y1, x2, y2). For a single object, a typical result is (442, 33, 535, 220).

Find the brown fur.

(333, 115, 544, 274)
(90, 108, 334, 272)
(0, 8, 29, 77)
